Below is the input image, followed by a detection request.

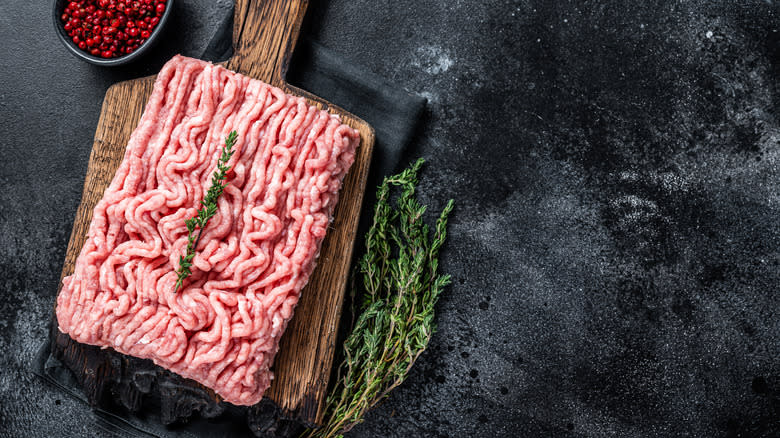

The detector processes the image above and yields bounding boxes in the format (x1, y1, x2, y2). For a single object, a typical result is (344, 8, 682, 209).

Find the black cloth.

(32, 7, 426, 438)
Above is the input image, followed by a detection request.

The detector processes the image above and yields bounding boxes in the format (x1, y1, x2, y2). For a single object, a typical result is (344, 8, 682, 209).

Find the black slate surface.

(1, 1, 779, 437)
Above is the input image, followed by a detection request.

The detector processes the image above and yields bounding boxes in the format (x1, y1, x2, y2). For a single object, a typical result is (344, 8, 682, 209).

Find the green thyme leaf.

(173, 131, 237, 293)
(305, 158, 454, 438)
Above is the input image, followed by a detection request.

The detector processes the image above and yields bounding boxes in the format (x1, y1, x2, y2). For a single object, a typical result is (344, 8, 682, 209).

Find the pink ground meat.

(56, 55, 359, 406)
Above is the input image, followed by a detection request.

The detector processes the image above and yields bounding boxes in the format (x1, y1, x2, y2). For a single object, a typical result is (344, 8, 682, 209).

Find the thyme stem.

(305, 158, 455, 438)
(173, 130, 237, 293)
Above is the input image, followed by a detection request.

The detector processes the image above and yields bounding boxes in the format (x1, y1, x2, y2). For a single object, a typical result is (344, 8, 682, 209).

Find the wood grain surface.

(54, 0, 374, 427)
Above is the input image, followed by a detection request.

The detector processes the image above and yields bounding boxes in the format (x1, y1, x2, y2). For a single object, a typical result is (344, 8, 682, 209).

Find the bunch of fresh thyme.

(174, 130, 238, 293)
(306, 158, 454, 438)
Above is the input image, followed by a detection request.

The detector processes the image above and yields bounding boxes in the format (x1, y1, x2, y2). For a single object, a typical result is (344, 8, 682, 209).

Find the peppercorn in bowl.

(53, 0, 174, 66)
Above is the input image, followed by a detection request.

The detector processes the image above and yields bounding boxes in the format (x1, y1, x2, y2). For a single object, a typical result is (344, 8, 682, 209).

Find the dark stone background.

(1, 0, 779, 437)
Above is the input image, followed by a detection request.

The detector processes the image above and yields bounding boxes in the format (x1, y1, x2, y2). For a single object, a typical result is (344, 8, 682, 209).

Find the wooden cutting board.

(54, 0, 374, 427)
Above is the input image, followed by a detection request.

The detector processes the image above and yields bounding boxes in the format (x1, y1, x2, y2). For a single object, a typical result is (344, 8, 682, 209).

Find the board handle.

(227, 0, 309, 86)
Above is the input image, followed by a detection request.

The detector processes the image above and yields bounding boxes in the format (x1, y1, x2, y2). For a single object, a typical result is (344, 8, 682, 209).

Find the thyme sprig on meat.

(174, 130, 237, 293)
(307, 158, 455, 438)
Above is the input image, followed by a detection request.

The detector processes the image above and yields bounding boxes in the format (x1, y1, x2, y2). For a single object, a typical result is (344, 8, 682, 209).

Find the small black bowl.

(53, 0, 174, 66)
